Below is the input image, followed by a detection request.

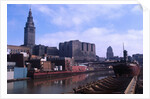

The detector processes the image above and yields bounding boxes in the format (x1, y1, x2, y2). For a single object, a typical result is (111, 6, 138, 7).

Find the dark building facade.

(33, 44, 59, 56)
(7, 54, 28, 67)
(24, 8, 35, 47)
(45, 46, 59, 56)
(106, 46, 114, 59)
(59, 40, 96, 62)
(33, 45, 45, 56)
(132, 54, 143, 66)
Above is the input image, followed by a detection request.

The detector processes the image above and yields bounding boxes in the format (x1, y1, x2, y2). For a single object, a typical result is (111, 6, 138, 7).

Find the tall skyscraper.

(24, 8, 35, 47)
(106, 46, 114, 59)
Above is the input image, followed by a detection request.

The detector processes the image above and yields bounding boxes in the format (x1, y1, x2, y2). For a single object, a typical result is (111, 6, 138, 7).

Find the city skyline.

(7, 4, 143, 57)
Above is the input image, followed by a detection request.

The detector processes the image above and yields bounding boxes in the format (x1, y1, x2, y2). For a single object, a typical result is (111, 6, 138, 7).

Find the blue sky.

(7, 4, 143, 57)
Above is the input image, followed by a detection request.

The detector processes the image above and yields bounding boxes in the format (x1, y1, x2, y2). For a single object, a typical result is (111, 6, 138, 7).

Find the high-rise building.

(59, 40, 96, 62)
(24, 8, 35, 47)
(106, 46, 114, 59)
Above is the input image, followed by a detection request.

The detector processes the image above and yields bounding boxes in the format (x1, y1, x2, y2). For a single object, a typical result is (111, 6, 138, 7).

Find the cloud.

(32, 5, 55, 16)
(131, 5, 143, 13)
(32, 4, 126, 28)
(37, 27, 143, 57)
(32, 4, 142, 57)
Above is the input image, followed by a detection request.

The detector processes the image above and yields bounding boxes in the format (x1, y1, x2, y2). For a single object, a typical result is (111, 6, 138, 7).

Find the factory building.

(59, 40, 96, 62)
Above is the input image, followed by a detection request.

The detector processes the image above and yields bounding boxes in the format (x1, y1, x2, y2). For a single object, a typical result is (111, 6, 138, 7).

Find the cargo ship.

(112, 47, 140, 77)
(113, 62, 140, 77)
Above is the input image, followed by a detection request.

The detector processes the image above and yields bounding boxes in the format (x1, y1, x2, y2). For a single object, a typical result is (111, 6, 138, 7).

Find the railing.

(124, 76, 137, 94)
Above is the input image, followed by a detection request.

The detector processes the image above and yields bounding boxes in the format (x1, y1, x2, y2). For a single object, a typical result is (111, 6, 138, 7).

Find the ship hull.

(113, 63, 140, 77)
(27, 70, 103, 79)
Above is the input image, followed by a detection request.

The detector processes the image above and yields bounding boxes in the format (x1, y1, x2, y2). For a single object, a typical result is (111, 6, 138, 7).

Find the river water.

(7, 70, 114, 94)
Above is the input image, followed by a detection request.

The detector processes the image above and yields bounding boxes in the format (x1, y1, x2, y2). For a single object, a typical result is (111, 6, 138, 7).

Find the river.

(7, 70, 114, 94)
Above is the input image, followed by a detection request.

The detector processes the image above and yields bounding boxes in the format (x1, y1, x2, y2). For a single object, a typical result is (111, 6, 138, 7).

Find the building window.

(91, 44, 93, 52)
(82, 43, 84, 51)
(87, 43, 88, 51)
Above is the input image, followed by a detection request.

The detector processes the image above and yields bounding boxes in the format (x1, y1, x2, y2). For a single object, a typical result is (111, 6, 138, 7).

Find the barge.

(73, 76, 133, 94)
(112, 49, 140, 77)
(28, 65, 91, 79)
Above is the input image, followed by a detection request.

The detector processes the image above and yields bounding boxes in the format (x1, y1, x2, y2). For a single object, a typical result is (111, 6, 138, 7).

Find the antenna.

(29, 4, 31, 10)
(123, 42, 125, 58)
(123, 42, 124, 51)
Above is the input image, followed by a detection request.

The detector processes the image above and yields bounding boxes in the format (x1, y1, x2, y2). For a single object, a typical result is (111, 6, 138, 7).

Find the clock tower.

(24, 8, 35, 47)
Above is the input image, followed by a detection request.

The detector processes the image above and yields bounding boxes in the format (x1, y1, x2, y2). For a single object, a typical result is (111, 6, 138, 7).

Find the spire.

(26, 8, 34, 27)
(28, 8, 32, 17)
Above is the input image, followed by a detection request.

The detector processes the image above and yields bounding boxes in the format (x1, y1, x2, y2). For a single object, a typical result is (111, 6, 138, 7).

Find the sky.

(7, 4, 143, 57)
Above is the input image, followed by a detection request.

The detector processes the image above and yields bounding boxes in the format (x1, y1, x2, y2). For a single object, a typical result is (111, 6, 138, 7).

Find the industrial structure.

(59, 40, 96, 62)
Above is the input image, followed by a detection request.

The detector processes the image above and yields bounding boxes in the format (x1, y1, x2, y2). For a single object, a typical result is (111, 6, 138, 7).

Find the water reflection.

(7, 71, 114, 94)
